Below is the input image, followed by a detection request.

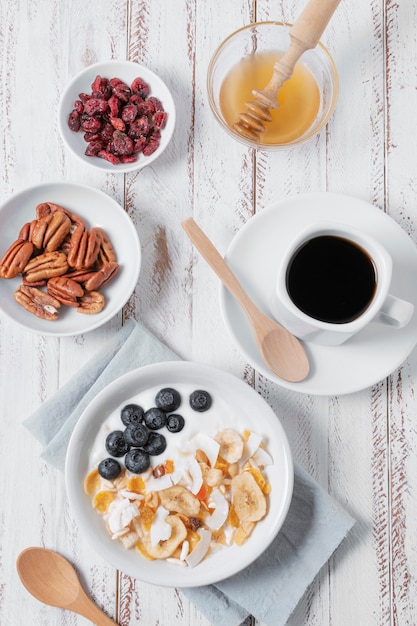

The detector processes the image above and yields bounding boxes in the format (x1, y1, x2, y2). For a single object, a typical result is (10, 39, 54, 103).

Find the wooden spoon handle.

(182, 218, 258, 320)
(70, 589, 119, 625)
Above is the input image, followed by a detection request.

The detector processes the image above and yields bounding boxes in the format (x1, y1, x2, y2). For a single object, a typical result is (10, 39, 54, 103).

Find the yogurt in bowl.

(66, 361, 293, 587)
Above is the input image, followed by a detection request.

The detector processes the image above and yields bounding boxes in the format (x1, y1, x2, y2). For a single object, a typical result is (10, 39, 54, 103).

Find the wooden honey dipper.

(234, 0, 342, 142)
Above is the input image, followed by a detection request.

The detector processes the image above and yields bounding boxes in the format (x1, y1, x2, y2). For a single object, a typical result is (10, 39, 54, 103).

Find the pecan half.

(0, 239, 34, 278)
(14, 284, 61, 320)
(36, 202, 86, 229)
(84, 261, 120, 290)
(96, 228, 117, 265)
(67, 226, 100, 270)
(47, 276, 84, 307)
(23, 251, 68, 283)
(32, 211, 72, 252)
(18, 220, 38, 242)
(77, 290, 105, 314)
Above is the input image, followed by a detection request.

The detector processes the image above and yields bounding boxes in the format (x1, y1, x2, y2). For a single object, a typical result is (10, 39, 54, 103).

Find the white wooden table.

(1, 0, 417, 624)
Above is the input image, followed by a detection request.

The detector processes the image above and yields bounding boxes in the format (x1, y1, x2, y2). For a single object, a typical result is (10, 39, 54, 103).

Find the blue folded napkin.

(24, 319, 354, 626)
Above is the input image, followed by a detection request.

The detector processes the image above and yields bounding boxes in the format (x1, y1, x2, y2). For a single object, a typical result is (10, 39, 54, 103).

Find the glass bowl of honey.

(207, 22, 339, 149)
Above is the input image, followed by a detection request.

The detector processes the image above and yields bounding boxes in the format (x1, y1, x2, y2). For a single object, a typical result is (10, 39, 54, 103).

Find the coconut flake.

(205, 488, 229, 530)
(107, 498, 137, 534)
(145, 474, 173, 492)
(188, 457, 203, 495)
(150, 506, 171, 547)
(180, 539, 190, 561)
(253, 446, 273, 467)
(188, 433, 220, 468)
(185, 529, 212, 568)
(240, 431, 263, 466)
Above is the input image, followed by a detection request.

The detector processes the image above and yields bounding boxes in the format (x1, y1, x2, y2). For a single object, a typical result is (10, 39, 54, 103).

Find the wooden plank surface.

(1, 0, 417, 624)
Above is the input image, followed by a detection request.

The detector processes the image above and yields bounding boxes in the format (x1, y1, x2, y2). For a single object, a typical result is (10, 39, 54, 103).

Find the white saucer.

(219, 192, 417, 395)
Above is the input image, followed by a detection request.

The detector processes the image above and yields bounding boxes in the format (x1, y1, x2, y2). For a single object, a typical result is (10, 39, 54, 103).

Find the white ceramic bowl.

(58, 60, 176, 173)
(65, 361, 293, 587)
(0, 182, 141, 336)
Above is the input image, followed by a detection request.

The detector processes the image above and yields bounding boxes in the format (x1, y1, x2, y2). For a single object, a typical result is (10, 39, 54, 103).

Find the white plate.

(220, 192, 417, 395)
(65, 361, 293, 587)
(0, 182, 141, 336)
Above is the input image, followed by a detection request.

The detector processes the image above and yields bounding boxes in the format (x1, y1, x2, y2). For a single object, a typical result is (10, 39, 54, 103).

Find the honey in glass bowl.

(219, 51, 320, 145)
(207, 22, 338, 150)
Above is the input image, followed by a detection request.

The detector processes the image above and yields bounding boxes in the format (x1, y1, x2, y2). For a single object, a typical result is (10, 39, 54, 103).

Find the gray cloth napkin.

(24, 319, 355, 626)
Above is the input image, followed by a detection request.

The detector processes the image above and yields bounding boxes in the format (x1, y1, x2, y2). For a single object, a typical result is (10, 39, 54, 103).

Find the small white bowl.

(65, 361, 294, 587)
(0, 182, 141, 336)
(58, 60, 176, 173)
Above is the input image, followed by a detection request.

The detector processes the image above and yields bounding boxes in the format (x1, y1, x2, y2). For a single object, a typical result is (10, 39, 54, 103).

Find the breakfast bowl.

(207, 21, 338, 150)
(0, 182, 141, 336)
(58, 60, 176, 173)
(65, 361, 293, 587)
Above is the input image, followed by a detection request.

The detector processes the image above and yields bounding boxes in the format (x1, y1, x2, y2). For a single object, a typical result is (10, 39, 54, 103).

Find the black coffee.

(286, 235, 377, 324)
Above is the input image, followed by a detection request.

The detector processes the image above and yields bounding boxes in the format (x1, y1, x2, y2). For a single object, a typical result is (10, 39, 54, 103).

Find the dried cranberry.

(121, 104, 137, 123)
(91, 75, 111, 99)
(108, 94, 121, 117)
(142, 137, 160, 156)
(80, 115, 102, 133)
(112, 130, 134, 156)
(131, 77, 150, 97)
(68, 110, 81, 132)
(153, 111, 168, 130)
(98, 149, 120, 164)
(109, 77, 125, 88)
(120, 154, 137, 164)
(78, 92, 91, 104)
(129, 94, 144, 107)
(84, 98, 109, 116)
(100, 123, 115, 143)
(113, 83, 131, 102)
(134, 136, 148, 152)
(83, 132, 100, 142)
(85, 140, 104, 156)
(109, 116, 126, 131)
(148, 96, 164, 112)
(138, 100, 155, 116)
(73, 99, 84, 114)
(128, 116, 150, 138)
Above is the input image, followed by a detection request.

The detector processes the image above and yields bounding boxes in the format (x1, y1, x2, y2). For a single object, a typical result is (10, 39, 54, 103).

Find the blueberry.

(120, 403, 144, 427)
(143, 431, 167, 455)
(144, 407, 167, 430)
(166, 413, 185, 433)
(155, 387, 181, 412)
(189, 390, 212, 412)
(124, 423, 149, 447)
(98, 458, 122, 480)
(125, 448, 150, 474)
(105, 430, 130, 457)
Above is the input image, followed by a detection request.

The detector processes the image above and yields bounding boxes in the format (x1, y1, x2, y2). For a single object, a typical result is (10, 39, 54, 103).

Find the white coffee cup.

(269, 222, 414, 346)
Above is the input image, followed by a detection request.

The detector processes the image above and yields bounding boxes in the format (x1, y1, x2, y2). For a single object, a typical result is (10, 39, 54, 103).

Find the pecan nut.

(18, 220, 38, 242)
(47, 276, 84, 307)
(77, 290, 105, 314)
(23, 251, 68, 283)
(14, 285, 61, 320)
(36, 201, 86, 229)
(67, 226, 100, 270)
(96, 228, 117, 265)
(84, 262, 120, 290)
(32, 211, 72, 252)
(0, 239, 34, 278)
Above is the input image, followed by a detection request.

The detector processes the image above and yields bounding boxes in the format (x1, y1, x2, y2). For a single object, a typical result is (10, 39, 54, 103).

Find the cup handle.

(374, 294, 414, 328)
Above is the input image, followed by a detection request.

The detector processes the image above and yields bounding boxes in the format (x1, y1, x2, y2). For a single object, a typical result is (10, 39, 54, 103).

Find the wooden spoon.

(182, 218, 309, 382)
(16, 547, 118, 625)
(234, 0, 342, 141)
